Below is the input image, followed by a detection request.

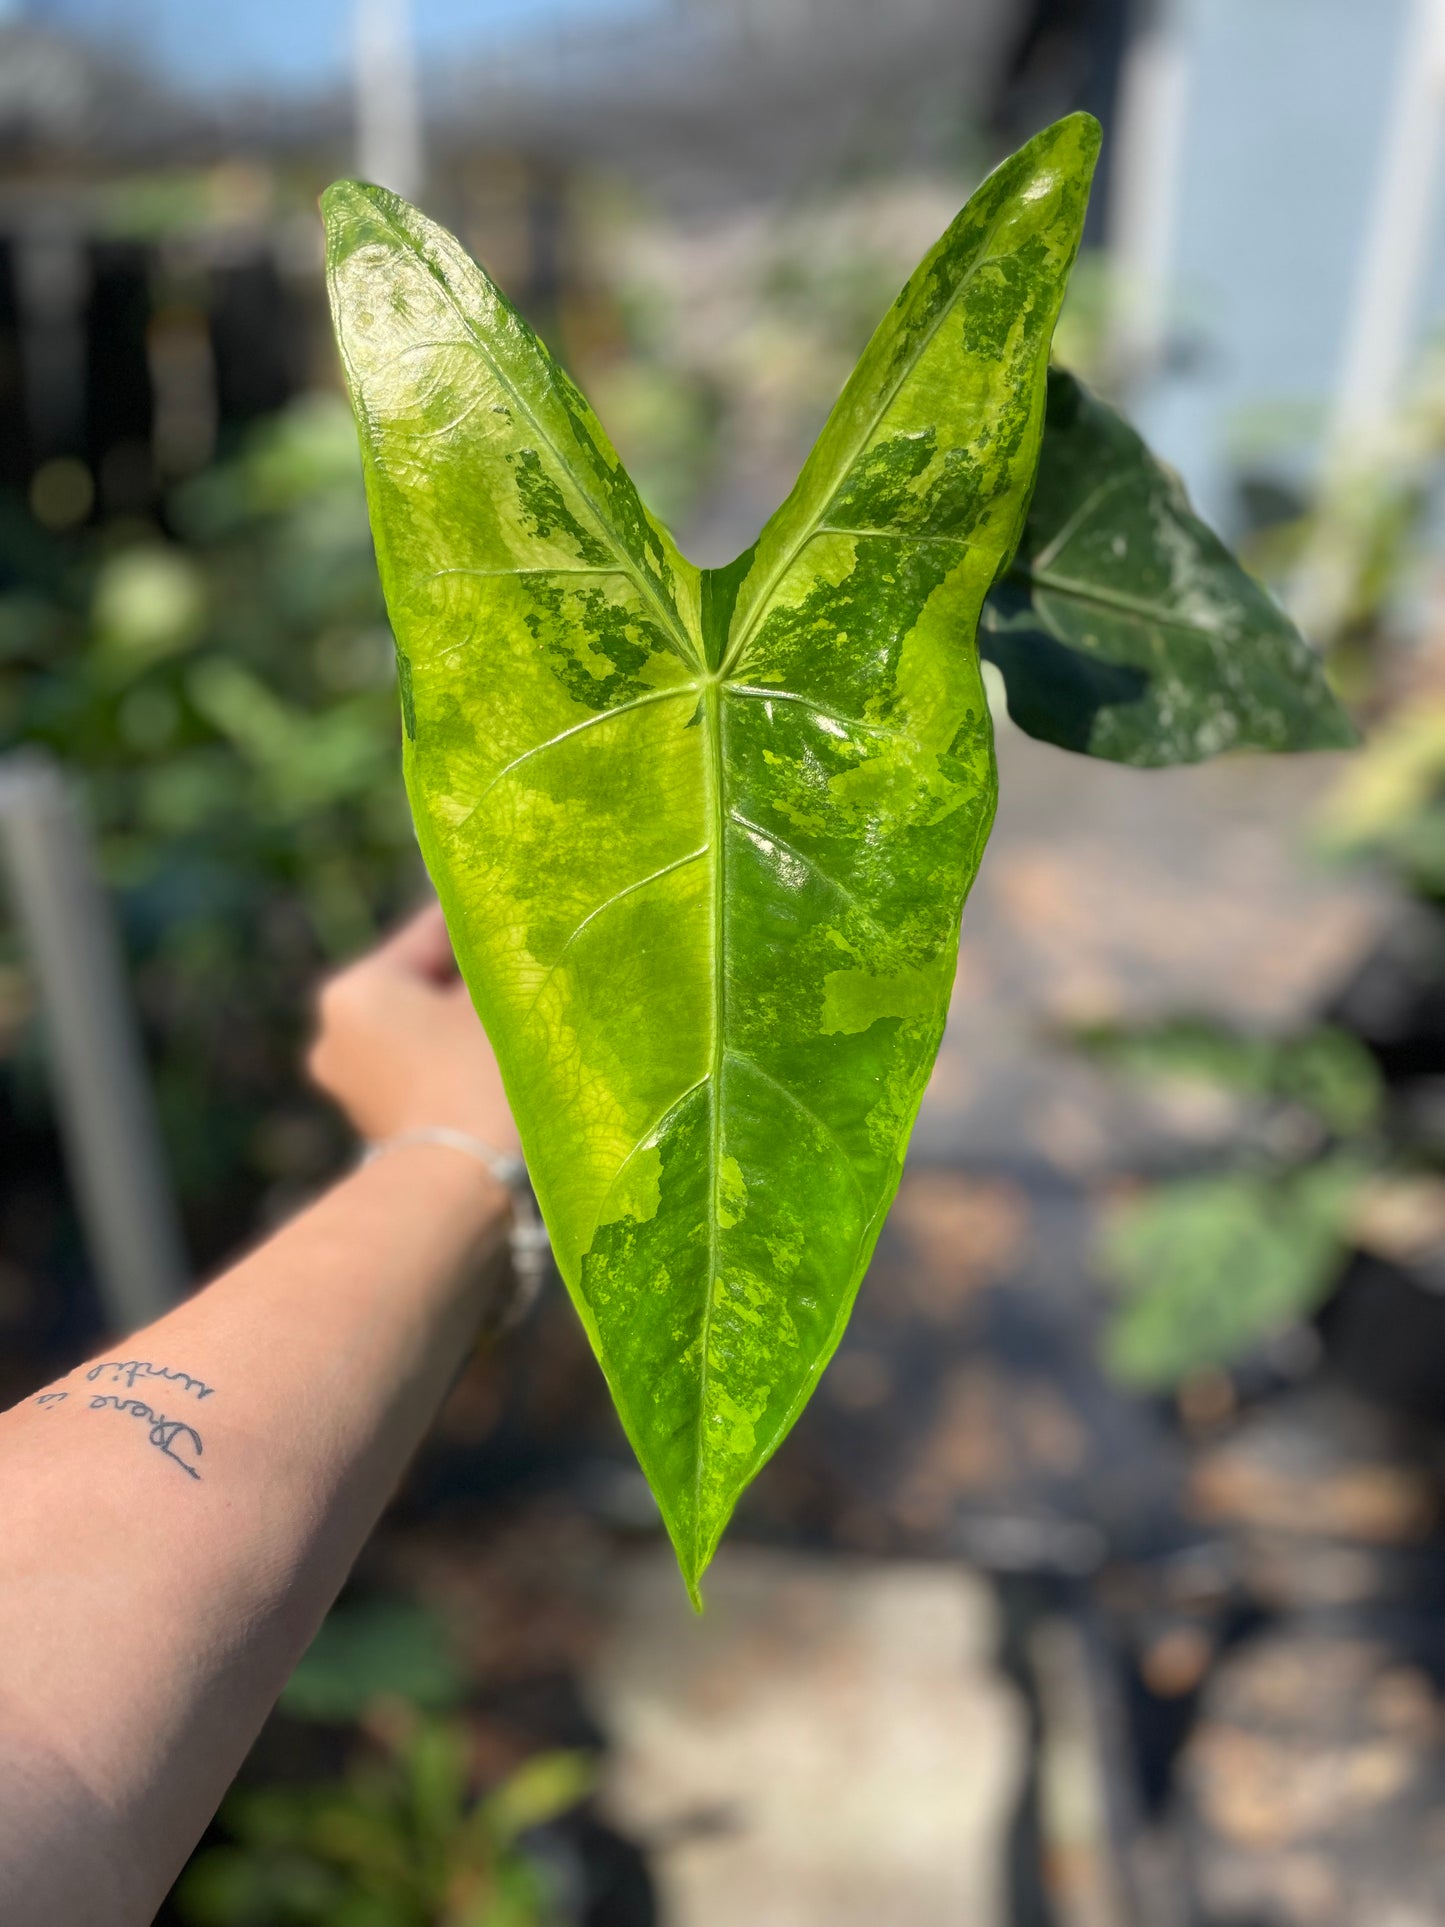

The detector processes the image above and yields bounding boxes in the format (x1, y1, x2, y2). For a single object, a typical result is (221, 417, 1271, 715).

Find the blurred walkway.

(925, 715, 1380, 1169)
(591, 1548, 1023, 1927)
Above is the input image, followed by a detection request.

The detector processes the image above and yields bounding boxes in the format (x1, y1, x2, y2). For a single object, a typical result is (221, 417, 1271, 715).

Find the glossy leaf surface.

(324, 114, 1099, 1599)
(981, 369, 1357, 766)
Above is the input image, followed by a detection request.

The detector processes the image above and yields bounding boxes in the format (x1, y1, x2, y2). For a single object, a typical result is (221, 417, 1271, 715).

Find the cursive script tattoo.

(33, 1391, 68, 1407)
(88, 1396, 204, 1480)
(86, 1360, 214, 1401)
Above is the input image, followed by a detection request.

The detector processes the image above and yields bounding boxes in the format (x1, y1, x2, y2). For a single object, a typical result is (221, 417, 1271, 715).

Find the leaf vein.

(382, 387, 491, 443)
(1027, 471, 1130, 572)
(726, 808, 885, 932)
(520, 846, 708, 1019)
(814, 527, 969, 542)
(457, 684, 699, 823)
(1019, 567, 1250, 637)
(354, 199, 701, 672)
(409, 565, 636, 587)
(588, 1076, 711, 1230)
(723, 1051, 868, 1211)
(724, 684, 901, 740)
(697, 679, 727, 1588)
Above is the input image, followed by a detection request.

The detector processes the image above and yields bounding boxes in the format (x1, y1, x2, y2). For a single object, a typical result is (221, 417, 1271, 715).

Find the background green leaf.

(281, 1599, 464, 1724)
(1074, 1017, 1384, 1139)
(324, 114, 1099, 1600)
(1100, 1157, 1367, 1389)
(980, 368, 1357, 766)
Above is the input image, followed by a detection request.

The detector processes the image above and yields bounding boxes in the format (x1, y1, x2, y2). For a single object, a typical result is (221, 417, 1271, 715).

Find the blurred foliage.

(1101, 1156, 1367, 1389)
(582, 174, 979, 544)
(1085, 324, 1445, 1392)
(1242, 332, 1445, 672)
(1047, 249, 1115, 392)
(1076, 1019, 1384, 1141)
(1084, 1021, 1387, 1390)
(177, 1712, 592, 1927)
(1317, 693, 1445, 900)
(1289, 337, 1445, 907)
(98, 161, 290, 242)
(281, 1597, 467, 1725)
(180, 1596, 591, 1925)
(0, 395, 418, 1226)
(583, 354, 724, 535)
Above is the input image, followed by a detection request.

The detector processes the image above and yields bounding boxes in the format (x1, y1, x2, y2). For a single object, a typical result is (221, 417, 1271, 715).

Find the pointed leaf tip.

(1314, 696, 1363, 751)
(321, 178, 378, 270)
(320, 178, 381, 229)
(1019, 109, 1102, 178)
(321, 178, 436, 280)
(1064, 108, 1104, 149)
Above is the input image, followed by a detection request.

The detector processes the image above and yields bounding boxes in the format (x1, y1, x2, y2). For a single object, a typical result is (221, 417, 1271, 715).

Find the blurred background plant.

(1077, 1020, 1386, 1388)
(1240, 332, 1445, 702)
(181, 1717, 592, 1927)
(177, 1596, 594, 1927)
(1, 392, 416, 1249)
(1079, 316, 1445, 1407)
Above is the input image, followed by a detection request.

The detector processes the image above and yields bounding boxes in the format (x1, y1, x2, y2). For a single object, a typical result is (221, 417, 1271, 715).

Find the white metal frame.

(0, 753, 187, 1332)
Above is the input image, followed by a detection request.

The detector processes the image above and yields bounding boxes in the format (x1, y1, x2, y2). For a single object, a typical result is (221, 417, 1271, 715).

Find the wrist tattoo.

(31, 1358, 212, 1481)
(86, 1359, 214, 1400)
(87, 1396, 204, 1478)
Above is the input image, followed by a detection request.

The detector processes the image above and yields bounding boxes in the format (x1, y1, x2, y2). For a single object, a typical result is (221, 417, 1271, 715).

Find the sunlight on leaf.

(325, 115, 1101, 1600)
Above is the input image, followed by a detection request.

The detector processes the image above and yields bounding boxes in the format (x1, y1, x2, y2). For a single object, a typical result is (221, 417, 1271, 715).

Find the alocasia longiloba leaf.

(324, 112, 1100, 1601)
(980, 368, 1357, 765)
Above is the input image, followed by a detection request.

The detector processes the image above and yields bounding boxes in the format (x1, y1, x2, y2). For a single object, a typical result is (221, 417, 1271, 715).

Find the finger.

(376, 901, 458, 982)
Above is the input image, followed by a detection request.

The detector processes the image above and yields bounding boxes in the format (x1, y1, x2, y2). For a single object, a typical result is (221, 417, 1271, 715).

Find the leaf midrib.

(1014, 563, 1254, 639)
(511, 667, 875, 1583)
(697, 673, 726, 1585)
(682, 186, 1018, 1552)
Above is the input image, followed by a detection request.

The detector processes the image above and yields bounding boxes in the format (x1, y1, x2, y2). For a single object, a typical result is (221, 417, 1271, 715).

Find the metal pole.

(1106, 0, 1189, 397)
(1291, 0, 1445, 639)
(1325, 0, 1445, 451)
(0, 752, 188, 1332)
(353, 0, 425, 203)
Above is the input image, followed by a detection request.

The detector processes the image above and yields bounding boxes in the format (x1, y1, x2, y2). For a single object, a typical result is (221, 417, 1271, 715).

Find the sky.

(21, 0, 656, 94)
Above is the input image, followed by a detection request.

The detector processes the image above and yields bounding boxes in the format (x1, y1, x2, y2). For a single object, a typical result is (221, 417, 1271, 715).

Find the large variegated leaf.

(324, 113, 1099, 1601)
(980, 368, 1357, 765)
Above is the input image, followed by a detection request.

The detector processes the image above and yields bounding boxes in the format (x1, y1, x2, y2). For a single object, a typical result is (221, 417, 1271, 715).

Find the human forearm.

(0, 1144, 507, 1925)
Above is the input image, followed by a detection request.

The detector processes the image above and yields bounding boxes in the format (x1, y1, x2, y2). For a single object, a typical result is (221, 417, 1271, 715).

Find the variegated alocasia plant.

(323, 112, 1352, 1603)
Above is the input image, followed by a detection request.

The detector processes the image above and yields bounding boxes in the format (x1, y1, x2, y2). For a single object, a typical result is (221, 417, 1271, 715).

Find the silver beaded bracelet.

(362, 1126, 551, 1326)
